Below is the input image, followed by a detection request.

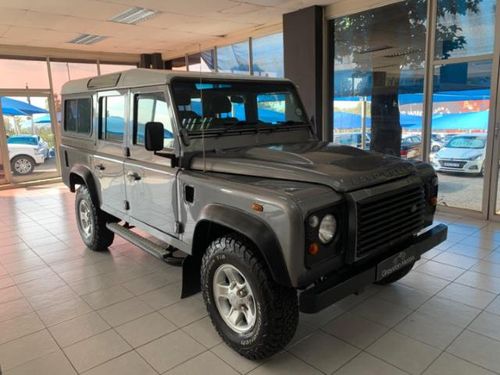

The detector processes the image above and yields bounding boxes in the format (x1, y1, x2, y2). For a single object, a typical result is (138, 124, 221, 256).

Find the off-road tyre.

(201, 233, 298, 360)
(374, 262, 415, 285)
(75, 185, 114, 251)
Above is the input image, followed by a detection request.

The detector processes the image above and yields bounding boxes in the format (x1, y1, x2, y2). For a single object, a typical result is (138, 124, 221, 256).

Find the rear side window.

(100, 96, 125, 143)
(64, 98, 92, 134)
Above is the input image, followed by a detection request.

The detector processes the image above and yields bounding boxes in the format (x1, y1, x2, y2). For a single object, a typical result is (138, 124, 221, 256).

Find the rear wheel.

(201, 233, 298, 360)
(75, 185, 114, 251)
(11, 155, 35, 175)
(374, 262, 415, 285)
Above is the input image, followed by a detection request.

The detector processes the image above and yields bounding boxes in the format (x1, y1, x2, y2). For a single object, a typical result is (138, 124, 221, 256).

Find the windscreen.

(171, 79, 309, 137)
(446, 136, 486, 149)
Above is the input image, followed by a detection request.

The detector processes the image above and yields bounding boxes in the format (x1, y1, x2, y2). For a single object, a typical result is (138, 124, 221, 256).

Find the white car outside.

(8, 143, 46, 175)
(432, 134, 486, 176)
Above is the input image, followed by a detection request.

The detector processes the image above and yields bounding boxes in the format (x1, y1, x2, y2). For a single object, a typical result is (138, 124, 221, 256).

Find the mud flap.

(181, 255, 202, 298)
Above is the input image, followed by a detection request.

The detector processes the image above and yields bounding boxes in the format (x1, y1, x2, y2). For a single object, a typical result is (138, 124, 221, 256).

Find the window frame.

(99, 95, 126, 143)
(63, 97, 93, 137)
(133, 91, 174, 149)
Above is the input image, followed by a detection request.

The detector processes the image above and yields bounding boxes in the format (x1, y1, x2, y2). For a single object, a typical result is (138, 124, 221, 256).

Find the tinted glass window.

(64, 98, 92, 134)
(135, 93, 174, 149)
(7, 137, 37, 145)
(171, 80, 308, 137)
(100, 96, 125, 142)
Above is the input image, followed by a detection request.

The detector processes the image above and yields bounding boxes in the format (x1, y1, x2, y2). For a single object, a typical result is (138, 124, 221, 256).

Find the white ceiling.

(0, 0, 331, 59)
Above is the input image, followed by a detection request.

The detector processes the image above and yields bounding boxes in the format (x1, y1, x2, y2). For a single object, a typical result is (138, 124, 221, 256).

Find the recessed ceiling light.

(110, 7, 159, 25)
(68, 34, 107, 45)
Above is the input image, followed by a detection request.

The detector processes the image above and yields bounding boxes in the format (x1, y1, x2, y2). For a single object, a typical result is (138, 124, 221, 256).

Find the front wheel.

(11, 155, 35, 175)
(201, 234, 298, 360)
(75, 185, 114, 251)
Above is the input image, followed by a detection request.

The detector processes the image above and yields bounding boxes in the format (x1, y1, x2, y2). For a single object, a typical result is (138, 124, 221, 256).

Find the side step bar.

(106, 222, 169, 260)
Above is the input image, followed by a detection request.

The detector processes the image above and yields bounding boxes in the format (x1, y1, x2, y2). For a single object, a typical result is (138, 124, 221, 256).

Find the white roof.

(61, 68, 290, 95)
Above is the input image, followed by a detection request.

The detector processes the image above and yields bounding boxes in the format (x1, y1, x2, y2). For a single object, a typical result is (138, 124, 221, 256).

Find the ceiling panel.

(0, 0, 337, 56)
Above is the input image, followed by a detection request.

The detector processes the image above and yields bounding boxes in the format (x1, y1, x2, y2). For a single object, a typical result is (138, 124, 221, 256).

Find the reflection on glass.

(332, 0, 427, 159)
(171, 57, 187, 71)
(252, 33, 284, 78)
(217, 41, 250, 75)
(430, 60, 491, 211)
(1, 96, 58, 182)
(0, 59, 50, 89)
(99, 64, 137, 75)
(435, 0, 496, 60)
(50, 62, 98, 119)
(187, 51, 215, 72)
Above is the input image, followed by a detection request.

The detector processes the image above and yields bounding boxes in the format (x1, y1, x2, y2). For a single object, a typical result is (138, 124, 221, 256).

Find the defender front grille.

(354, 184, 425, 259)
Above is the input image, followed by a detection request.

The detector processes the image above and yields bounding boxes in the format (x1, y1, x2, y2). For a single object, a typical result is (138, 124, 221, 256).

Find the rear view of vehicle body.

(432, 134, 486, 175)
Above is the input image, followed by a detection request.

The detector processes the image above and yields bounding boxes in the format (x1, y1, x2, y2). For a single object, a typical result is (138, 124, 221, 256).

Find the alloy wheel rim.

(14, 158, 32, 174)
(78, 200, 92, 237)
(213, 264, 257, 334)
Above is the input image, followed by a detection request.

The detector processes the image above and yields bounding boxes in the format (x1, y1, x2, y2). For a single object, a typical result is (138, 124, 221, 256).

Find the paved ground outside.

(438, 173, 484, 212)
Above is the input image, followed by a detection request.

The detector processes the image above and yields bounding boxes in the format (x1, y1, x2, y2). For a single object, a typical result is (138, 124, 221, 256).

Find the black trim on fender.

(69, 164, 101, 207)
(197, 204, 291, 287)
(299, 224, 448, 313)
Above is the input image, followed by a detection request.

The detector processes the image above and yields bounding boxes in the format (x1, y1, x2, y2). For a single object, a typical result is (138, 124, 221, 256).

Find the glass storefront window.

(99, 63, 137, 75)
(0, 59, 50, 89)
(171, 57, 187, 71)
(435, 0, 496, 60)
(187, 52, 215, 72)
(49, 61, 98, 117)
(430, 60, 491, 211)
(217, 41, 250, 75)
(332, 0, 428, 159)
(1, 95, 58, 182)
(252, 33, 284, 78)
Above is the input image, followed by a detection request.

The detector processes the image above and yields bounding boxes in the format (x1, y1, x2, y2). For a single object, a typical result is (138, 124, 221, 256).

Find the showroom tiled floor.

(1, 184, 500, 374)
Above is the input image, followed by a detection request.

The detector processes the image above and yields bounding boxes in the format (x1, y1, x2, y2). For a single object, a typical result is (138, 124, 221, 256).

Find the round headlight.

(318, 214, 337, 244)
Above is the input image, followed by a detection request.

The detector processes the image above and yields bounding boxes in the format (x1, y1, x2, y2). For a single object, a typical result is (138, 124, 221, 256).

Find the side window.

(100, 96, 125, 142)
(64, 98, 91, 134)
(134, 93, 174, 149)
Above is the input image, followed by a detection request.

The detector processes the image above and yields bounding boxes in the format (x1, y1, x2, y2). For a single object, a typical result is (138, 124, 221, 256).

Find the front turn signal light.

(308, 242, 320, 256)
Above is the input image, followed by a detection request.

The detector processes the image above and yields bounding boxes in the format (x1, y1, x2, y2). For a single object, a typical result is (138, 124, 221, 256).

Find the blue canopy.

(33, 112, 61, 124)
(335, 89, 490, 105)
(1, 97, 48, 116)
(333, 112, 422, 129)
(334, 110, 489, 131)
(431, 110, 489, 131)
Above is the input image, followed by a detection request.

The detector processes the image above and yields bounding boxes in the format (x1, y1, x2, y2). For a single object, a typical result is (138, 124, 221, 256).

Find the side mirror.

(144, 122, 164, 152)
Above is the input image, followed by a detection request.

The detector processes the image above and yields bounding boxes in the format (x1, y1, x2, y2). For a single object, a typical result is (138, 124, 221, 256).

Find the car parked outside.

(7, 135, 47, 175)
(432, 134, 486, 176)
(400, 135, 443, 159)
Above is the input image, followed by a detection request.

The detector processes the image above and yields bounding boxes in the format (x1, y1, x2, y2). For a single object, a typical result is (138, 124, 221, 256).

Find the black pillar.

(139, 53, 164, 69)
(283, 6, 324, 139)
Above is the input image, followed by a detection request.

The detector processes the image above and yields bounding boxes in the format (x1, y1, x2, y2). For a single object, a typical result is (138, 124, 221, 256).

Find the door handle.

(126, 171, 142, 182)
(95, 163, 105, 171)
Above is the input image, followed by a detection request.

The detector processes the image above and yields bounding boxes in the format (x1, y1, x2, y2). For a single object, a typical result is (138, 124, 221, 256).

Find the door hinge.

(175, 221, 184, 234)
(124, 200, 130, 210)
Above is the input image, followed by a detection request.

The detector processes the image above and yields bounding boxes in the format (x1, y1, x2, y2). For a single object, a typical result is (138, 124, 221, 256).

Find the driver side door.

(124, 88, 179, 236)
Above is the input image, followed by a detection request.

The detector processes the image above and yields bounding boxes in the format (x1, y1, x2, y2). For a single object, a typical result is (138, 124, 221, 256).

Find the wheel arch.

(69, 164, 101, 207)
(182, 204, 291, 298)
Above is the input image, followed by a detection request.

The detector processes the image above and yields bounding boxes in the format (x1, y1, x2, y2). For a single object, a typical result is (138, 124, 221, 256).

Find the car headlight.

(318, 214, 337, 244)
(468, 154, 482, 161)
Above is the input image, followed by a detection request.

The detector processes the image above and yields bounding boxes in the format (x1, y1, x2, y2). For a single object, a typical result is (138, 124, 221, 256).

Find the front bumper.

(433, 159, 482, 173)
(299, 224, 447, 313)
(34, 154, 45, 164)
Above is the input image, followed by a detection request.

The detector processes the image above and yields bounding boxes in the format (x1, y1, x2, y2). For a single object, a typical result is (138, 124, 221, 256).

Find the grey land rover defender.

(60, 69, 447, 359)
